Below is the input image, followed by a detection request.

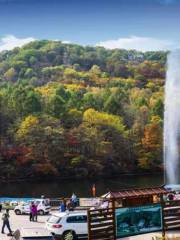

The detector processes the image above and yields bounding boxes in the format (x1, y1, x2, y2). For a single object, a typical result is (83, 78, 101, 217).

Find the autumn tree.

(138, 116, 163, 169)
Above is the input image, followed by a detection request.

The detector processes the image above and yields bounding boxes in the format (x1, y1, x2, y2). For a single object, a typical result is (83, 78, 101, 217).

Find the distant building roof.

(102, 186, 172, 199)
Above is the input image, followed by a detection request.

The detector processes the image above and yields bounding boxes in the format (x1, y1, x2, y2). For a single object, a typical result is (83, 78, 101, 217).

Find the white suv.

(46, 211, 88, 239)
(14, 199, 51, 215)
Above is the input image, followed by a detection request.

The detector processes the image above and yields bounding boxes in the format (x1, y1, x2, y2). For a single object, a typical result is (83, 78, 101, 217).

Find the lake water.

(0, 175, 164, 198)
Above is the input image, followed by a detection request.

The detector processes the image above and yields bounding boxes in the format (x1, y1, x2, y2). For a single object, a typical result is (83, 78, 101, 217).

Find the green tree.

(4, 68, 17, 81)
(47, 94, 66, 118)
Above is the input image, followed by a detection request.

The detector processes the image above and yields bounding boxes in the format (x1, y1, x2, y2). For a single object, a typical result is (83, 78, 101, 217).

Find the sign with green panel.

(116, 204, 162, 238)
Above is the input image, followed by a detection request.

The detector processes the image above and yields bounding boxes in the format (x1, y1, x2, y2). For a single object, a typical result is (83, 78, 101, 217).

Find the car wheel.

(38, 210, 44, 215)
(15, 209, 21, 215)
(63, 231, 76, 240)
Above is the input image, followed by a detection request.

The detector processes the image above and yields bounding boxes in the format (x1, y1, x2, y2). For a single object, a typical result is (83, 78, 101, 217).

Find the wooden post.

(160, 194, 166, 239)
(111, 198, 116, 240)
(87, 209, 91, 240)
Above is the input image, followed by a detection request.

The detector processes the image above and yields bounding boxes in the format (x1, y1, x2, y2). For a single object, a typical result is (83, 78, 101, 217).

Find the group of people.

(59, 193, 79, 212)
(29, 202, 38, 222)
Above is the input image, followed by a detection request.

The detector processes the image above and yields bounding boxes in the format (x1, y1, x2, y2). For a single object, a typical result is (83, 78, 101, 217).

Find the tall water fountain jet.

(164, 50, 180, 186)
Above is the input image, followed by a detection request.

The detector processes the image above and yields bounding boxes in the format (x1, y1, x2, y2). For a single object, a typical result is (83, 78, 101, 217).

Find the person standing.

(1, 209, 12, 235)
(92, 184, 96, 197)
(32, 204, 38, 222)
(0, 202, 2, 212)
(71, 193, 78, 207)
(29, 202, 33, 222)
(59, 199, 66, 212)
(100, 200, 109, 209)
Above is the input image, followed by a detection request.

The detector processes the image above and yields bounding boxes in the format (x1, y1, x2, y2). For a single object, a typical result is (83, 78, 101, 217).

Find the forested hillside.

(0, 40, 167, 180)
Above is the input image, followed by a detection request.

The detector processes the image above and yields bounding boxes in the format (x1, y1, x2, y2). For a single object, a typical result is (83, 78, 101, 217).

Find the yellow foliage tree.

(16, 115, 39, 139)
(83, 108, 125, 134)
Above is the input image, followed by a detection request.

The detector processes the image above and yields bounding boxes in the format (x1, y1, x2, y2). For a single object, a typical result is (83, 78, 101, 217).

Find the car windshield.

(32, 199, 49, 206)
(47, 215, 61, 224)
(44, 200, 50, 206)
(21, 203, 29, 206)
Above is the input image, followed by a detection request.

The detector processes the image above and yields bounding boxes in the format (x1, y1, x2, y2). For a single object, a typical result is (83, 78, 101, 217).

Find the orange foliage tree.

(138, 116, 163, 169)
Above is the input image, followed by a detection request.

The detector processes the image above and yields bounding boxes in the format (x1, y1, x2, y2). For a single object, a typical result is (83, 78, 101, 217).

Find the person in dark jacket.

(30, 202, 33, 222)
(1, 209, 12, 235)
(0, 203, 2, 212)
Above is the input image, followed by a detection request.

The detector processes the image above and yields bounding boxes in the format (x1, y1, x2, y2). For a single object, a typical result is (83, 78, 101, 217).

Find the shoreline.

(0, 172, 164, 184)
(0, 173, 164, 198)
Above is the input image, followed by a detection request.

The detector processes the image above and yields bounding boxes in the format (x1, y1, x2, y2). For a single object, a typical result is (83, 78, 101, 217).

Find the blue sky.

(0, 0, 180, 51)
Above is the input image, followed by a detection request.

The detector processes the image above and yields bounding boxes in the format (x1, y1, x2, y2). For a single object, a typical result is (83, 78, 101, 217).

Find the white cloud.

(0, 35, 35, 52)
(96, 36, 178, 52)
(158, 0, 176, 5)
(62, 40, 71, 44)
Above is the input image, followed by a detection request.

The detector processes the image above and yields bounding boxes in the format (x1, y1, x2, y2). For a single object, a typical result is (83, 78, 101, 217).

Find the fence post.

(112, 198, 116, 240)
(87, 209, 91, 240)
(160, 194, 166, 239)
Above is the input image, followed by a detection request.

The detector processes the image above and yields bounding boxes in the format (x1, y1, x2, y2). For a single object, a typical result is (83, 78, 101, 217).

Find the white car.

(46, 211, 88, 239)
(14, 199, 51, 215)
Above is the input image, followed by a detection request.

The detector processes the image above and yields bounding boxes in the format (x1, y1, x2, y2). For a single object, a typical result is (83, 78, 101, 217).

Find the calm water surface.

(0, 175, 164, 198)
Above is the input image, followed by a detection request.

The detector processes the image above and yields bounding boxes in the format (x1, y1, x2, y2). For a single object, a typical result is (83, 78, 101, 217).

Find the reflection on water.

(0, 175, 164, 198)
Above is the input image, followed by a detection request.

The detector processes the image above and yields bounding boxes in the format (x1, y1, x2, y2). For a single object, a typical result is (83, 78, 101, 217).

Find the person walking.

(1, 209, 12, 235)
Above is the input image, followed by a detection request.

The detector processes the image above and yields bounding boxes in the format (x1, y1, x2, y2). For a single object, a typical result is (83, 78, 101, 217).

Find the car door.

(69, 215, 88, 235)
(24, 204, 30, 214)
(66, 216, 77, 232)
(66, 215, 88, 235)
(75, 215, 88, 235)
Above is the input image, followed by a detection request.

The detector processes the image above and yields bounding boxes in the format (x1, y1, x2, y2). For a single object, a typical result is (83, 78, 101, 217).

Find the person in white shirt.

(100, 200, 109, 209)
